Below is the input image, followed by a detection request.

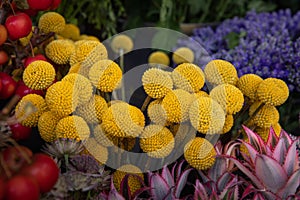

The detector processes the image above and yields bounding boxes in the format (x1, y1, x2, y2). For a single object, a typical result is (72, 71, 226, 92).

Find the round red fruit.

(0, 178, 6, 200)
(27, 0, 53, 11)
(0, 25, 7, 45)
(15, 81, 44, 97)
(0, 72, 17, 99)
(50, 0, 61, 10)
(5, 175, 39, 200)
(5, 13, 32, 40)
(0, 51, 8, 65)
(9, 123, 32, 141)
(24, 54, 47, 67)
(21, 153, 59, 193)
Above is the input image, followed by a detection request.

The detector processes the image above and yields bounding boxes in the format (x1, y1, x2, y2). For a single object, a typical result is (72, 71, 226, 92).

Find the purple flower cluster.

(176, 9, 300, 91)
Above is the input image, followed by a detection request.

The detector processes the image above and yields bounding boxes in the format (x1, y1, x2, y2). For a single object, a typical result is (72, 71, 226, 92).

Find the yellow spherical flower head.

(111, 34, 133, 53)
(249, 101, 279, 128)
(140, 124, 175, 158)
(102, 102, 145, 138)
(82, 137, 108, 164)
(161, 89, 194, 123)
(204, 59, 238, 86)
(78, 34, 100, 42)
(147, 99, 169, 126)
(256, 78, 289, 106)
(169, 123, 196, 148)
(172, 63, 205, 93)
(93, 124, 114, 147)
(45, 39, 75, 64)
(45, 81, 79, 118)
(69, 40, 100, 65)
(142, 68, 173, 99)
(62, 73, 93, 105)
(193, 91, 209, 99)
(210, 84, 244, 115)
(38, 111, 61, 142)
(148, 51, 170, 67)
(38, 12, 65, 33)
(189, 97, 225, 134)
(89, 59, 122, 92)
(15, 94, 48, 127)
(236, 74, 263, 100)
(223, 114, 234, 134)
(23, 60, 56, 90)
(113, 164, 144, 196)
(68, 62, 81, 74)
(172, 47, 194, 64)
(58, 23, 80, 40)
(184, 137, 216, 170)
(255, 123, 281, 142)
(55, 115, 90, 141)
(76, 95, 108, 124)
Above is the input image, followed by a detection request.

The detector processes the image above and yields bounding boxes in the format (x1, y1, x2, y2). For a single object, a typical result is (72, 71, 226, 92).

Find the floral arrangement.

(0, 1, 299, 200)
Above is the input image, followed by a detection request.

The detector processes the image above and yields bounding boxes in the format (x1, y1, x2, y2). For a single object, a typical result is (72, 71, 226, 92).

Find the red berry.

(9, 123, 32, 141)
(0, 51, 8, 65)
(0, 72, 17, 100)
(5, 13, 32, 40)
(24, 54, 47, 67)
(49, 0, 61, 10)
(27, 0, 53, 11)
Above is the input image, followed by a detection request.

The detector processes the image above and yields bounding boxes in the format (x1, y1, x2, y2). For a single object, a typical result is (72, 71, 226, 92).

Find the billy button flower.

(189, 97, 225, 134)
(147, 99, 169, 126)
(148, 51, 170, 67)
(140, 124, 175, 158)
(69, 40, 100, 66)
(184, 137, 216, 170)
(172, 47, 194, 64)
(45, 81, 79, 118)
(193, 90, 209, 99)
(236, 74, 263, 101)
(55, 115, 90, 141)
(38, 12, 66, 34)
(23, 60, 56, 90)
(81, 137, 108, 165)
(101, 102, 145, 138)
(111, 34, 133, 53)
(142, 68, 173, 99)
(161, 89, 194, 123)
(204, 59, 238, 86)
(58, 23, 81, 41)
(249, 101, 279, 128)
(89, 59, 122, 92)
(113, 164, 144, 197)
(255, 123, 281, 142)
(38, 111, 61, 142)
(210, 84, 244, 115)
(15, 94, 48, 127)
(223, 114, 234, 134)
(45, 39, 75, 65)
(172, 63, 205, 93)
(61, 73, 93, 106)
(256, 78, 289, 106)
(76, 95, 108, 124)
(67, 62, 81, 74)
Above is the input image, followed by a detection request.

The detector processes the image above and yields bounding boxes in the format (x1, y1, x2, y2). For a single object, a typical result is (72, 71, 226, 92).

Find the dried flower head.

(236, 74, 263, 100)
(23, 60, 56, 90)
(147, 99, 169, 126)
(249, 101, 279, 128)
(38, 111, 61, 142)
(69, 40, 100, 65)
(45, 39, 75, 64)
(111, 34, 133, 53)
(148, 51, 170, 67)
(142, 68, 173, 98)
(38, 12, 65, 33)
(58, 23, 80, 40)
(172, 63, 205, 93)
(172, 47, 194, 64)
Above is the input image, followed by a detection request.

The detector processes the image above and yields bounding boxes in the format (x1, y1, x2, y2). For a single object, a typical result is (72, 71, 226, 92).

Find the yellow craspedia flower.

(161, 89, 194, 123)
(256, 78, 289, 106)
(89, 59, 122, 92)
(76, 95, 108, 124)
(169, 123, 196, 148)
(78, 34, 100, 41)
(172, 63, 205, 93)
(236, 74, 263, 100)
(58, 23, 80, 40)
(69, 40, 100, 66)
(193, 91, 209, 99)
(102, 102, 145, 138)
(255, 123, 281, 142)
(38, 12, 65, 33)
(61, 73, 93, 105)
(148, 51, 170, 67)
(55, 115, 90, 141)
(147, 99, 168, 126)
(38, 111, 61, 142)
(15, 94, 48, 127)
(23, 60, 56, 90)
(184, 137, 216, 170)
(249, 101, 279, 128)
(111, 34, 133, 53)
(68, 62, 81, 74)
(45, 81, 78, 118)
(210, 84, 244, 115)
(140, 124, 175, 158)
(172, 47, 194, 64)
(189, 97, 225, 134)
(82, 137, 108, 164)
(204, 59, 238, 86)
(45, 39, 75, 64)
(93, 124, 114, 147)
(142, 68, 173, 98)
(113, 164, 144, 196)
(223, 114, 234, 134)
